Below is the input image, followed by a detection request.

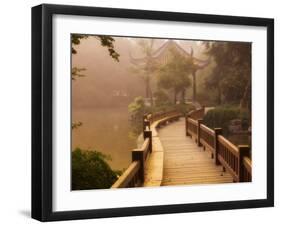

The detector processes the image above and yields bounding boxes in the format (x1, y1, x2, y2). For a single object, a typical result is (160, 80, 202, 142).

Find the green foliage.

(128, 96, 147, 135)
(203, 106, 250, 134)
(128, 96, 146, 115)
(98, 35, 120, 61)
(157, 49, 194, 103)
(71, 34, 120, 61)
(153, 90, 171, 107)
(196, 89, 218, 107)
(71, 34, 88, 54)
(72, 148, 119, 190)
(136, 39, 155, 56)
(72, 121, 83, 130)
(72, 67, 86, 80)
(130, 39, 158, 104)
(203, 42, 251, 107)
(175, 103, 195, 115)
(128, 94, 196, 136)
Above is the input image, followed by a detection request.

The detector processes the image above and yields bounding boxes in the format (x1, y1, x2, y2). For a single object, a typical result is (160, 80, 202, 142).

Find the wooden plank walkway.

(158, 117, 233, 186)
(143, 117, 169, 187)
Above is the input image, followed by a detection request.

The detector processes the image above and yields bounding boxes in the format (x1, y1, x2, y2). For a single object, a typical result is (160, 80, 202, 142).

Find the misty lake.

(72, 107, 138, 171)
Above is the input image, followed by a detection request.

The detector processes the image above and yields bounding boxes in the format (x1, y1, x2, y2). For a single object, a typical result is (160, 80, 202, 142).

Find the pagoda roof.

(130, 40, 209, 70)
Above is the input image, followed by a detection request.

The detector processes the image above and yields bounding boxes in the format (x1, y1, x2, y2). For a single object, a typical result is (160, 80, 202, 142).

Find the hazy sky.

(72, 36, 208, 109)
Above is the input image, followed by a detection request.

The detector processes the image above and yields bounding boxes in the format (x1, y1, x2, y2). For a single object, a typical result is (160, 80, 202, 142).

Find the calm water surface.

(72, 107, 137, 171)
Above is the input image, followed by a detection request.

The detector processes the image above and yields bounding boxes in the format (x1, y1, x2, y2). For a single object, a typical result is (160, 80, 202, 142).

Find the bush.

(128, 96, 148, 135)
(196, 90, 218, 107)
(72, 148, 119, 190)
(153, 90, 171, 107)
(203, 106, 250, 134)
(175, 103, 195, 115)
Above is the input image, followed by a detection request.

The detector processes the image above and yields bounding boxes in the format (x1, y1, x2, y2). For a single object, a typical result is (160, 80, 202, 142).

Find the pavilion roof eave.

(129, 40, 210, 69)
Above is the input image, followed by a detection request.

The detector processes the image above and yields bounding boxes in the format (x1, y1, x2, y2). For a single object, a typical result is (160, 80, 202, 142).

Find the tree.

(72, 34, 120, 61)
(153, 90, 171, 107)
(203, 42, 251, 109)
(128, 96, 148, 123)
(71, 36, 122, 190)
(71, 67, 86, 80)
(128, 96, 148, 135)
(71, 34, 120, 80)
(72, 121, 82, 129)
(72, 148, 119, 190)
(130, 39, 158, 105)
(157, 49, 194, 104)
(71, 34, 120, 128)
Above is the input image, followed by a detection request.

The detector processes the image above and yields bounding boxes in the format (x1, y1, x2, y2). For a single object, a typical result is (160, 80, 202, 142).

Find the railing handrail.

(241, 156, 252, 182)
(146, 109, 181, 124)
(243, 156, 252, 172)
(218, 135, 239, 157)
(200, 124, 215, 136)
(113, 106, 252, 188)
(140, 138, 150, 151)
(112, 109, 183, 188)
(185, 110, 252, 182)
(135, 137, 150, 161)
(188, 106, 205, 120)
(111, 161, 140, 188)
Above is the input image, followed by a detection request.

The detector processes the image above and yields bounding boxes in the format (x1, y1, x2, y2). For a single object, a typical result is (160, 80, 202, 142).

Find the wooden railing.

(188, 106, 205, 120)
(199, 124, 215, 157)
(185, 112, 252, 182)
(241, 157, 252, 182)
(111, 130, 152, 188)
(145, 109, 182, 125)
(113, 106, 251, 187)
(111, 161, 140, 188)
(112, 109, 182, 188)
(186, 117, 198, 138)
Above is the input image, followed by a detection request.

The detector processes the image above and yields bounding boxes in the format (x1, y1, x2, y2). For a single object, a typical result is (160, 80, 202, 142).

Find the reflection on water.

(72, 107, 137, 171)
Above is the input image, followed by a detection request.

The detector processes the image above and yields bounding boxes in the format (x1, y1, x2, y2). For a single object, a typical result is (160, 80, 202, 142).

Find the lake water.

(72, 107, 137, 171)
(72, 107, 251, 172)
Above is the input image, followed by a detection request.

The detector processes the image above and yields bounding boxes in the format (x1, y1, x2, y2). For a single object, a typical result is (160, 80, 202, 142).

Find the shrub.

(196, 90, 218, 107)
(175, 103, 195, 115)
(203, 106, 250, 134)
(128, 96, 148, 135)
(72, 148, 119, 190)
(153, 90, 171, 107)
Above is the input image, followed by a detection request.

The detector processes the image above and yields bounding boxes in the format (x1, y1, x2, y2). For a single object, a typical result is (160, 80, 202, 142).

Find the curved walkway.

(158, 117, 233, 186)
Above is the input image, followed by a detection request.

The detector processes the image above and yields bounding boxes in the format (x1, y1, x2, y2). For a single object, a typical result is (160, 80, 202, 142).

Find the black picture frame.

(32, 3, 274, 222)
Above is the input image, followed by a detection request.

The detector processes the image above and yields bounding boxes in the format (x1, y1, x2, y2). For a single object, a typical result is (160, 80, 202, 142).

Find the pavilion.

(130, 40, 209, 103)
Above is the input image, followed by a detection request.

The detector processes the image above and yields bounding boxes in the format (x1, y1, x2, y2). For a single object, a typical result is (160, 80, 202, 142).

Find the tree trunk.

(145, 78, 149, 98)
(192, 71, 197, 103)
(239, 80, 251, 111)
(217, 85, 222, 105)
(174, 89, 178, 104)
(181, 89, 186, 104)
(148, 81, 153, 106)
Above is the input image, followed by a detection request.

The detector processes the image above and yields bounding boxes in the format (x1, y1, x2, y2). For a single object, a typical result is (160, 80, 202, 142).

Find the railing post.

(197, 119, 203, 146)
(238, 145, 250, 182)
(143, 116, 150, 133)
(143, 130, 152, 153)
(214, 128, 222, 165)
(132, 149, 145, 183)
(185, 115, 189, 136)
(142, 115, 146, 133)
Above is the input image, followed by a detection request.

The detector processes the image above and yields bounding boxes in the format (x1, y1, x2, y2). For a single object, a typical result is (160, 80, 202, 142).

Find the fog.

(72, 36, 207, 109)
(72, 36, 211, 170)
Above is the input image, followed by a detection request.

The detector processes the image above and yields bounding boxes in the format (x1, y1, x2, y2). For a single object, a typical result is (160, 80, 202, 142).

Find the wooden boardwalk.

(158, 117, 233, 186)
